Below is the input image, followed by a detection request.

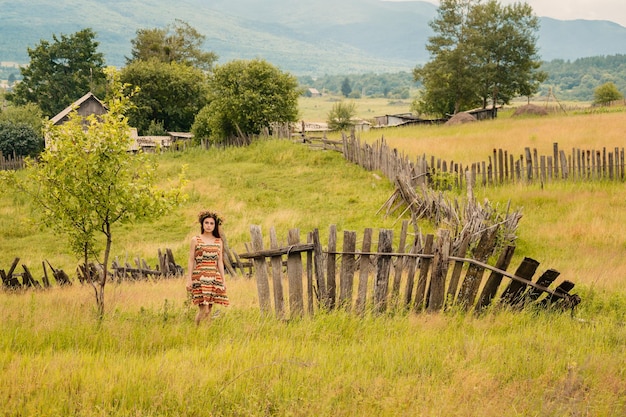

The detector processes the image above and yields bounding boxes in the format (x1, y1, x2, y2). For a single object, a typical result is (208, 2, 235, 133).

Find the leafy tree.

(0, 103, 45, 136)
(327, 101, 357, 131)
(414, 0, 544, 117)
(593, 82, 623, 105)
(120, 59, 208, 134)
(469, 1, 546, 108)
(1, 68, 185, 317)
(341, 77, 352, 97)
(0, 122, 42, 157)
(7, 28, 106, 118)
(127, 19, 217, 72)
(194, 59, 299, 143)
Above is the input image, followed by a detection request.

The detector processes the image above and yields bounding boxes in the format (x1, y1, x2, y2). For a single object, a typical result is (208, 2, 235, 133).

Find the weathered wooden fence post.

(287, 229, 304, 318)
(428, 229, 451, 312)
(373, 229, 393, 314)
(339, 230, 357, 311)
(250, 225, 272, 314)
(355, 228, 373, 316)
(327, 225, 338, 309)
(269, 227, 285, 318)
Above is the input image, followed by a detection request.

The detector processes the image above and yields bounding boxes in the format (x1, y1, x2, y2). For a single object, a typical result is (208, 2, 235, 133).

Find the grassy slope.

(1, 103, 626, 416)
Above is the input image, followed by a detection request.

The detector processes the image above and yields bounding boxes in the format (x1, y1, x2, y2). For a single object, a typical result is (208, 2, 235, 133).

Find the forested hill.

(1, 0, 626, 75)
(540, 55, 626, 101)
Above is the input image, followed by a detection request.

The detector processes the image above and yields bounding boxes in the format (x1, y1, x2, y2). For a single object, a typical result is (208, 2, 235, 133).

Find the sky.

(392, 1, 626, 28)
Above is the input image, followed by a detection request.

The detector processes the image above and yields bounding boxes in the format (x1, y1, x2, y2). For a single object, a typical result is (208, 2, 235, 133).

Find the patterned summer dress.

(190, 236, 229, 306)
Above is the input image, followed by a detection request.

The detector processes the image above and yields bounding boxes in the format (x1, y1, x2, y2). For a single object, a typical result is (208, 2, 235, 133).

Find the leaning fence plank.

(269, 227, 285, 318)
(414, 234, 434, 312)
(355, 228, 373, 316)
(374, 229, 394, 314)
(428, 229, 450, 312)
(500, 257, 540, 307)
(250, 225, 271, 313)
(307, 233, 314, 316)
(456, 228, 498, 310)
(287, 229, 304, 318)
(391, 220, 409, 303)
(312, 229, 327, 309)
(327, 225, 337, 309)
(526, 269, 560, 301)
(475, 245, 516, 312)
(446, 234, 470, 303)
(403, 235, 422, 308)
(339, 230, 357, 311)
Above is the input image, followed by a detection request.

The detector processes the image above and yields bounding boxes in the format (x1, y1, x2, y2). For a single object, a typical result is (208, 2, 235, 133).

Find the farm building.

(47, 92, 193, 151)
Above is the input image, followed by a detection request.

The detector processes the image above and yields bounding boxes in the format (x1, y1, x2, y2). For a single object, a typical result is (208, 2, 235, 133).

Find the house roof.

(50, 92, 107, 125)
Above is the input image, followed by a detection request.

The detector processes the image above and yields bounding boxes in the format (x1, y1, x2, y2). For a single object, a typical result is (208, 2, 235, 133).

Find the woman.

(187, 210, 229, 325)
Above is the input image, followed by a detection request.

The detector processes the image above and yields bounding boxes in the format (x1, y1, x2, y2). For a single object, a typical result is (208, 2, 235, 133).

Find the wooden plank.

(475, 245, 516, 312)
(373, 229, 393, 314)
(414, 234, 434, 312)
(403, 235, 422, 308)
(326, 225, 337, 309)
(526, 269, 560, 301)
(311, 228, 327, 309)
(269, 227, 285, 319)
(287, 229, 304, 318)
(428, 229, 450, 312)
(391, 220, 409, 303)
(250, 225, 271, 314)
(339, 231, 357, 311)
(456, 229, 498, 309)
(355, 228, 373, 316)
(306, 233, 314, 316)
(500, 257, 540, 307)
(446, 234, 470, 303)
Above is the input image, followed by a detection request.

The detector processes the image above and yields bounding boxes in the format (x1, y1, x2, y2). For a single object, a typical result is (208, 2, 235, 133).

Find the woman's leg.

(195, 303, 213, 325)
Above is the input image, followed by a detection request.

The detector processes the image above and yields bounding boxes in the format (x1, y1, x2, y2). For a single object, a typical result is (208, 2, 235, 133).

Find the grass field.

(1, 101, 625, 416)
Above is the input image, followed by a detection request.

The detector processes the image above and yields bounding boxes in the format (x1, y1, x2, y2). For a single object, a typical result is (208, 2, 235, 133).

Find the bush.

(0, 121, 43, 157)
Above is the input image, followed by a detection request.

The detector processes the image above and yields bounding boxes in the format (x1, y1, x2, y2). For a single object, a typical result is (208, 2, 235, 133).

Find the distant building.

(306, 88, 322, 97)
(47, 92, 193, 151)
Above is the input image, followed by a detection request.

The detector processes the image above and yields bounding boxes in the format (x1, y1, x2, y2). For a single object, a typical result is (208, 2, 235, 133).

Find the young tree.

(327, 101, 357, 131)
(120, 59, 208, 134)
(1, 68, 185, 317)
(594, 82, 623, 105)
(127, 19, 218, 72)
(193, 59, 299, 143)
(7, 28, 106, 118)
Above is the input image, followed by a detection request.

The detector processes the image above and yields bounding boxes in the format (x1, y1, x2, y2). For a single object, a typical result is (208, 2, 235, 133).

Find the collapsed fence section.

(240, 223, 581, 319)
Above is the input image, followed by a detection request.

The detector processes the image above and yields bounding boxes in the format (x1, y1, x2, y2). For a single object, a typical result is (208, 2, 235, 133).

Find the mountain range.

(2, 0, 626, 75)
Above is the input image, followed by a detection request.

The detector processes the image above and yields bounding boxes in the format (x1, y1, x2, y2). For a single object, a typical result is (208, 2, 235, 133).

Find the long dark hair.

(198, 210, 222, 238)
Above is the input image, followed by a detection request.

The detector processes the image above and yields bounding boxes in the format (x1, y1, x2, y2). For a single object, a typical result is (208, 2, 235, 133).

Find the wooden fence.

(1, 249, 183, 290)
(0, 151, 25, 171)
(240, 223, 581, 319)
(306, 134, 626, 189)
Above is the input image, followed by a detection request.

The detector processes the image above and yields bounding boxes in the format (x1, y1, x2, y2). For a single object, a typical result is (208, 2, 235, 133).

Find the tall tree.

(120, 59, 209, 134)
(7, 28, 106, 118)
(127, 20, 217, 72)
(414, 0, 544, 117)
(414, 0, 479, 116)
(341, 77, 352, 98)
(470, 0, 546, 108)
(1, 68, 185, 317)
(192, 59, 299, 143)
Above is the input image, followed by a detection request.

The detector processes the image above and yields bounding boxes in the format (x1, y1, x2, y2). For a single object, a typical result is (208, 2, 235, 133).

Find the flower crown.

(198, 210, 223, 226)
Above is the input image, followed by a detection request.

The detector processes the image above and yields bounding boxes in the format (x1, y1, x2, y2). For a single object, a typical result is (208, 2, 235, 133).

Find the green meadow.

(1, 103, 625, 416)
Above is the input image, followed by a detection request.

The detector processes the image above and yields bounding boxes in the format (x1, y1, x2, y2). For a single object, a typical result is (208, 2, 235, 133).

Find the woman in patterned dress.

(186, 210, 229, 325)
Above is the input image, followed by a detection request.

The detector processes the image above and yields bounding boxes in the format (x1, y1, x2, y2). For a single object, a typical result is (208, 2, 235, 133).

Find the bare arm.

(187, 236, 197, 290)
(218, 241, 226, 287)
